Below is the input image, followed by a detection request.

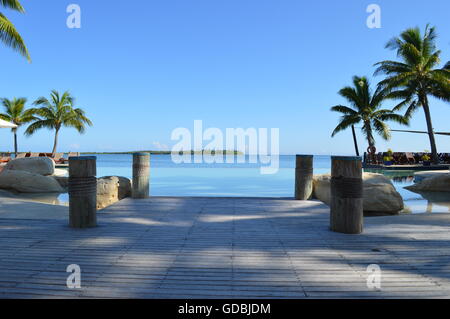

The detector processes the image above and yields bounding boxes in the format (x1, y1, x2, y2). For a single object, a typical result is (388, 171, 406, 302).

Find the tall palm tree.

(0, 0, 30, 61)
(0, 97, 36, 156)
(374, 25, 450, 164)
(331, 76, 407, 155)
(25, 90, 93, 155)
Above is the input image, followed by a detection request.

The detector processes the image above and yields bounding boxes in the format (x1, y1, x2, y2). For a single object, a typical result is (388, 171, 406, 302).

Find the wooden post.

(295, 155, 313, 200)
(68, 156, 97, 228)
(132, 152, 150, 199)
(330, 156, 363, 234)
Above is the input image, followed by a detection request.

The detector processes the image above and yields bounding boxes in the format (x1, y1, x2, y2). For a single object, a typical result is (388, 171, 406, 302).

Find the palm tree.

(331, 76, 407, 156)
(0, 97, 36, 156)
(374, 25, 450, 164)
(0, 0, 30, 61)
(25, 91, 93, 155)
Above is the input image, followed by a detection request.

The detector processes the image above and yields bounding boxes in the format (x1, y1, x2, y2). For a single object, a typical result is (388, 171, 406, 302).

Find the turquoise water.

(52, 154, 450, 214)
(93, 154, 330, 197)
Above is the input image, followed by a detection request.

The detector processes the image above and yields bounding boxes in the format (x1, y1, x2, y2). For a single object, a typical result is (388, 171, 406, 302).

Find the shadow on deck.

(1, 196, 450, 298)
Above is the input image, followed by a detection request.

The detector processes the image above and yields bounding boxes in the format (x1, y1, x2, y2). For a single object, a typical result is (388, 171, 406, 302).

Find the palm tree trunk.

(364, 122, 376, 163)
(52, 128, 59, 156)
(364, 122, 376, 149)
(351, 125, 360, 157)
(13, 128, 18, 157)
(421, 95, 439, 164)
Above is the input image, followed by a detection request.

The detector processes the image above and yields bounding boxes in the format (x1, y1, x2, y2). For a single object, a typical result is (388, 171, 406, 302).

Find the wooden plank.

(1, 197, 450, 298)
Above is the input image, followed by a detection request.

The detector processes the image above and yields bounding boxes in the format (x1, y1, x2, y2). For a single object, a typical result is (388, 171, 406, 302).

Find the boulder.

(312, 172, 404, 214)
(5, 157, 55, 176)
(0, 169, 64, 193)
(405, 173, 450, 192)
(103, 176, 132, 199)
(96, 176, 132, 209)
(52, 176, 69, 189)
(53, 168, 68, 177)
(413, 170, 450, 183)
(312, 174, 331, 205)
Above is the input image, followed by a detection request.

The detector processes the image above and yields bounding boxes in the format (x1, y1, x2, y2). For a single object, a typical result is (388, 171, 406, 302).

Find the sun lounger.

(392, 152, 403, 165)
(29, 152, 40, 158)
(443, 153, 450, 164)
(52, 153, 67, 164)
(405, 152, 416, 164)
(68, 152, 80, 158)
(0, 156, 11, 163)
(15, 153, 26, 159)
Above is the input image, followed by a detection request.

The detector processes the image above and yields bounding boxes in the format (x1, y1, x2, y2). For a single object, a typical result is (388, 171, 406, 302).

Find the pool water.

(16, 154, 450, 214)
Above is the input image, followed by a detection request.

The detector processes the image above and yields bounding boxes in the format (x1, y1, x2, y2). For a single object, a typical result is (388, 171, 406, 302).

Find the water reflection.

(403, 190, 450, 214)
(373, 170, 450, 214)
(2, 191, 69, 206)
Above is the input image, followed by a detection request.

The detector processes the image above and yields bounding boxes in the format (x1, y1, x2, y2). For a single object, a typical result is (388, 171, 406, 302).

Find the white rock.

(0, 169, 64, 193)
(104, 176, 132, 199)
(414, 170, 450, 183)
(313, 172, 404, 214)
(312, 174, 331, 205)
(5, 157, 55, 176)
(52, 168, 68, 177)
(406, 173, 450, 192)
(97, 176, 132, 209)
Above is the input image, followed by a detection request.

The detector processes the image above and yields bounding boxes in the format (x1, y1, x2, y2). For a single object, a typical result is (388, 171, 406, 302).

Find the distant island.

(81, 150, 244, 155)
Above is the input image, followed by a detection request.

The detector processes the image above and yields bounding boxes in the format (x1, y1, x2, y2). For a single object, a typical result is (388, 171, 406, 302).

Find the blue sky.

(1, 0, 449, 155)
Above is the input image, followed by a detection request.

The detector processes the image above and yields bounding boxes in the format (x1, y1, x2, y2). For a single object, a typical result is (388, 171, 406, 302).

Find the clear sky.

(1, 0, 449, 155)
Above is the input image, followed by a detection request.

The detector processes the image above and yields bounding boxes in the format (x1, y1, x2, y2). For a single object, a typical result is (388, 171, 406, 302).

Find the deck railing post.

(69, 156, 97, 228)
(295, 155, 313, 200)
(132, 152, 150, 199)
(330, 156, 363, 234)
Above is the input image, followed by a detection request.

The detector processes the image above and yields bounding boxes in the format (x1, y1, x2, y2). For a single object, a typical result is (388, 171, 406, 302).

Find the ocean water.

(32, 154, 450, 214)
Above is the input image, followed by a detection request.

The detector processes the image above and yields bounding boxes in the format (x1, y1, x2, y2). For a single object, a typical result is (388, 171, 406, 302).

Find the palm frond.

(377, 112, 409, 125)
(24, 119, 55, 136)
(404, 101, 419, 120)
(372, 119, 391, 140)
(0, 12, 30, 61)
(0, 0, 24, 12)
(444, 61, 450, 70)
(330, 105, 357, 115)
(28, 90, 93, 136)
(338, 87, 362, 110)
(373, 60, 411, 76)
(331, 115, 360, 137)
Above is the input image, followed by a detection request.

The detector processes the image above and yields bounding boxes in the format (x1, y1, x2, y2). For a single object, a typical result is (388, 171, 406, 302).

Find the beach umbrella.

(0, 119, 17, 129)
(0, 119, 17, 154)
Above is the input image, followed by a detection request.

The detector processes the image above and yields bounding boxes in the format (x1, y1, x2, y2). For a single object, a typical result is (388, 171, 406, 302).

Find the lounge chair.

(405, 152, 416, 164)
(374, 152, 382, 164)
(15, 153, 26, 159)
(68, 152, 80, 158)
(52, 153, 66, 164)
(443, 153, 450, 164)
(392, 152, 403, 165)
(29, 152, 40, 158)
(0, 156, 11, 163)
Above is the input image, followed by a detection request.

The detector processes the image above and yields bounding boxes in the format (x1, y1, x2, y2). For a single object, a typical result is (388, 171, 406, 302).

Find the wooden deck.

(1, 197, 450, 299)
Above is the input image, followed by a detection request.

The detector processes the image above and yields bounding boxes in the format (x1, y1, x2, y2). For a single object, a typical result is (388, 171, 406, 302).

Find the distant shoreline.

(80, 150, 244, 155)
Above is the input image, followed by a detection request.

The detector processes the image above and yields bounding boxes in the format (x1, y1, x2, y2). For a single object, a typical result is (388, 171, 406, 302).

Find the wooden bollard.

(132, 152, 150, 198)
(330, 156, 363, 234)
(295, 155, 313, 200)
(68, 156, 97, 228)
